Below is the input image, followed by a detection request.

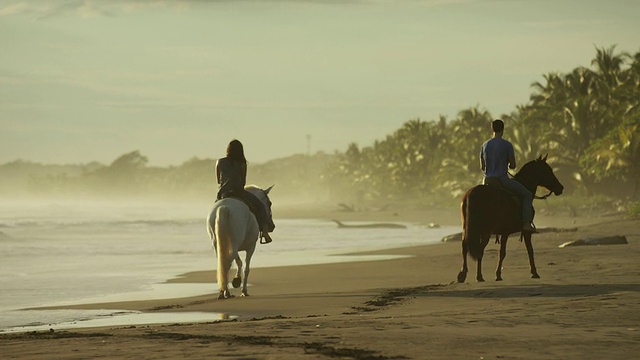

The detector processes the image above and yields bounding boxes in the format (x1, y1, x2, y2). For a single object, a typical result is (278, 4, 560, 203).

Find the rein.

(534, 190, 553, 200)
(507, 171, 554, 200)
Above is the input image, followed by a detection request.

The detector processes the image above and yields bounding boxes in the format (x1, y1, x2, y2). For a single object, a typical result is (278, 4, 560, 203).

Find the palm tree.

(503, 106, 552, 163)
(582, 48, 640, 197)
(591, 45, 627, 93)
(438, 106, 492, 197)
(584, 117, 640, 197)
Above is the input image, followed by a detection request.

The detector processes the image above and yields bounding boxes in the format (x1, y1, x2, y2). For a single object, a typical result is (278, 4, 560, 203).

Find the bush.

(628, 201, 640, 218)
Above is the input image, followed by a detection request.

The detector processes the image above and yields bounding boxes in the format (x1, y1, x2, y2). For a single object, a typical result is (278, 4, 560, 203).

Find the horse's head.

(526, 154, 564, 196)
(246, 184, 275, 231)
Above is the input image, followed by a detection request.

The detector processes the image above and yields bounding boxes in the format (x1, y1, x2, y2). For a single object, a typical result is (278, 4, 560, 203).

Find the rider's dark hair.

(226, 139, 247, 164)
(492, 119, 505, 133)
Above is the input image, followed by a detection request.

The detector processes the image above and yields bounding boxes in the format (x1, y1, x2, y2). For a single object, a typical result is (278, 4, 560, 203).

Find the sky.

(1, 0, 639, 166)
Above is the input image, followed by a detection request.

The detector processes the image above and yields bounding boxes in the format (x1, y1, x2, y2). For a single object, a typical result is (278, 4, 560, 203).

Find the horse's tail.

(465, 189, 484, 260)
(215, 206, 233, 291)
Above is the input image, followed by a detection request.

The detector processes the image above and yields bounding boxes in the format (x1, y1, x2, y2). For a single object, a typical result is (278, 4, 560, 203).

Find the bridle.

(507, 171, 554, 200)
(534, 190, 553, 200)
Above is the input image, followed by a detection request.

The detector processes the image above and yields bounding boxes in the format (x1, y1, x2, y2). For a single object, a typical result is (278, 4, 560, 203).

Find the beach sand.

(1, 205, 639, 359)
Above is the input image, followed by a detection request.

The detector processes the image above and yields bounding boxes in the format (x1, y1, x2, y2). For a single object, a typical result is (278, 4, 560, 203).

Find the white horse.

(207, 184, 274, 299)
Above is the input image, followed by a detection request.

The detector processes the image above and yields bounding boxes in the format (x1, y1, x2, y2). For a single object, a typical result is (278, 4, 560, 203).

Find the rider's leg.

(240, 191, 273, 243)
(501, 178, 534, 231)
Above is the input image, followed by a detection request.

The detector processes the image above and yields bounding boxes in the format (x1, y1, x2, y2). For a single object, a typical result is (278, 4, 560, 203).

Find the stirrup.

(522, 222, 537, 234)
(260, 232, 272, 244)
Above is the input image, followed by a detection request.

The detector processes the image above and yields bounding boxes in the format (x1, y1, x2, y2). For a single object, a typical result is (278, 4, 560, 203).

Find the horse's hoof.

(457, 273, 467, 283)
(218, 290, 232, 300)
(232, 277, 242, 288)
(532, 273, 540, 279)
(495, 277, 503, 281)
(241, 292, 249, 297)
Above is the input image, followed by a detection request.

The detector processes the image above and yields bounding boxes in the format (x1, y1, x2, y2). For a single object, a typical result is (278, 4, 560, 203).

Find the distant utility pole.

(306, 134, 311, 156)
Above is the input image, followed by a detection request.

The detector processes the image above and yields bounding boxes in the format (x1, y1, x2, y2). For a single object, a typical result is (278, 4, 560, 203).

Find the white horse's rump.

(207, 185, 273, 299)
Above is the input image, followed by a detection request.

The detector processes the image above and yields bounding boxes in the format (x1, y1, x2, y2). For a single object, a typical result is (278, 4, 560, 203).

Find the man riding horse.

(480, 119, 535, 233)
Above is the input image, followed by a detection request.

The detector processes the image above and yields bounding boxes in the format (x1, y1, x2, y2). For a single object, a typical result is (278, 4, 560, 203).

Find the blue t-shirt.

(481, 137, 514, 180)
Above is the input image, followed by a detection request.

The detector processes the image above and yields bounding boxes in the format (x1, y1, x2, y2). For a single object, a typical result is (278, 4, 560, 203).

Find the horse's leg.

(476, 255, 484, 282)
(523, 232, 540, 278)
(232, 255, 243, 289)
(215, 206, 234, 299)
(476, 233, 491, 282)
(458, 199, 468, 283)
(495, 234, 509, 281)
(217, 257, 233, 300)
(215, 250, 233, 299)
(241, 251, 253, 297)
(457, 239, 469, 283)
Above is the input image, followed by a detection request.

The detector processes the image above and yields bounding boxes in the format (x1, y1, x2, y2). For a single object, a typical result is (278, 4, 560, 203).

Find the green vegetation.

(324, 45, 640, 212)
(629, 201, 640, 219)
(1, 46, 638, 214)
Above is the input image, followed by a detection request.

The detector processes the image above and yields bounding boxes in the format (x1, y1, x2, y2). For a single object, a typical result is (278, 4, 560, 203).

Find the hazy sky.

(1, 0, 638, 166)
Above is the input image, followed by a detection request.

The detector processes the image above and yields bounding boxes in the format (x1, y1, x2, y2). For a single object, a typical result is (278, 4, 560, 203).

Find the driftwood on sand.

(337, 203, 355, 212)
(331, 219, 407, 229)
(337, 203, 394, 212)
(559, 235, 628, 248)
(441, 232, 463, 242)
(441, 226, 579, 242)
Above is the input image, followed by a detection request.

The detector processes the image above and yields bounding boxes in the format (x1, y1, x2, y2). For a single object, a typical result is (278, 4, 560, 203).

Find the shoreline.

(2, 209, 639, 358)
(1, 215, 454, 334)
(9, 231, 453, 332)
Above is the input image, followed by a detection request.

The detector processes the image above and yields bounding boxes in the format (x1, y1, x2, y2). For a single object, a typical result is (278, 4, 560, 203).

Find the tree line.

(325, 46, 640, 204)
(1, 46, 638, 209)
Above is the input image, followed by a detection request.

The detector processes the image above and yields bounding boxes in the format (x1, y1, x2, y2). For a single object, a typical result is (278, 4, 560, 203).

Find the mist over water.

(0, 200, 454, 332)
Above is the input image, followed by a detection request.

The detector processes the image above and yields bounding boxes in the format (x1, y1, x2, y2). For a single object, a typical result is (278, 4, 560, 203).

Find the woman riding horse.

(216, 139, 274, 244)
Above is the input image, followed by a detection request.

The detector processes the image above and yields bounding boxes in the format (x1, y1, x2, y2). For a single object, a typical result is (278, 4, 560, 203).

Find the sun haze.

(1, 0, 638, 166)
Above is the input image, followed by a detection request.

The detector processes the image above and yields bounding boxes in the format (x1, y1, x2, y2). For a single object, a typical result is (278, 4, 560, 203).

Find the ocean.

(0, 201, 455, 333)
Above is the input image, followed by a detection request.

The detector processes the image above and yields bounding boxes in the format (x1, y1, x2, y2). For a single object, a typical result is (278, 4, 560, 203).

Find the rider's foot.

(522, 222, 537, 233)
(261, 232, 273, 244)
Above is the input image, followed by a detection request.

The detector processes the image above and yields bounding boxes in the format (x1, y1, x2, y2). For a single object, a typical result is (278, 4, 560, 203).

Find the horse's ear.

(264, 184, 275, 194)
(542, 153, 548, 161)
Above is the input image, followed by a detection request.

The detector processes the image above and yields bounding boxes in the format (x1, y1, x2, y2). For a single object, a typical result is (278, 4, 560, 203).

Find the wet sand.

(1, 206, 639, 359)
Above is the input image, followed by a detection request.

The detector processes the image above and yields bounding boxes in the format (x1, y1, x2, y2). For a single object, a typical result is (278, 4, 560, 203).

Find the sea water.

(0, 201, 455, 333)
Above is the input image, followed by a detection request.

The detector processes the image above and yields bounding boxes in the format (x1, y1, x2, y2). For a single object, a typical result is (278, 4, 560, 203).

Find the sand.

(1, 205, 639, 359)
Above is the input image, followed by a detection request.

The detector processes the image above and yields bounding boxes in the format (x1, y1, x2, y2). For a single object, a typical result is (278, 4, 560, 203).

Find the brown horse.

(457, 155, 564, 283)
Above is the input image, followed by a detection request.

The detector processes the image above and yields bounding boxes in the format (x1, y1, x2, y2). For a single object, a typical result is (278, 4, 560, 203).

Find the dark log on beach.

(337, 203, 355, 212)
(538, 227, 578, 233)
(331, 219, 407, 229)
(441, 232, 462, 242)
(559, 235, 628, 248)
(441, 227, 579, 242)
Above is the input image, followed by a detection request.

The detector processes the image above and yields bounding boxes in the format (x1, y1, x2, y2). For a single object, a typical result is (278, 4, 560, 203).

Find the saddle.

(217, 192, 260, 214)
(217, 191, 240, 202)
(483, 177, 520, 204)
(216, 191, 273, 244)
(483, 176, 537, 238)
(483, 176, 502, 187)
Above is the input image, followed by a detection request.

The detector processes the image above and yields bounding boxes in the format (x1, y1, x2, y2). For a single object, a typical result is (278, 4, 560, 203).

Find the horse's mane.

(515, 158, 544, 178)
